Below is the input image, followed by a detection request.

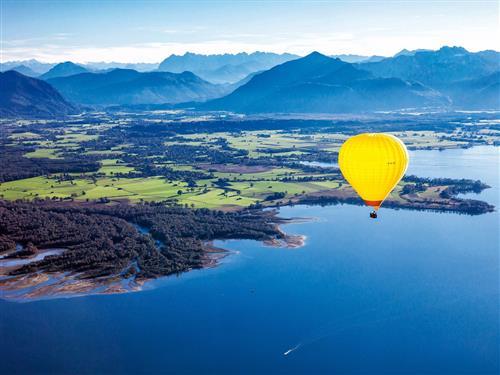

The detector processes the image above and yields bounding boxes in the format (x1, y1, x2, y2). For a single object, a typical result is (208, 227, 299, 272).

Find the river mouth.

(0, 242, 142, 301)
(0, 214, 305, 302)
(0, 247, 66, 268)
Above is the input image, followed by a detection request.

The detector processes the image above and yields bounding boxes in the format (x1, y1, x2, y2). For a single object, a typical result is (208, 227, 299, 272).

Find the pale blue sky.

(1, 0, 499, 62)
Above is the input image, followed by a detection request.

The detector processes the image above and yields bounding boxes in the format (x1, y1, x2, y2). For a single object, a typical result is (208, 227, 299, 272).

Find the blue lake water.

(0, 146, 498, 374)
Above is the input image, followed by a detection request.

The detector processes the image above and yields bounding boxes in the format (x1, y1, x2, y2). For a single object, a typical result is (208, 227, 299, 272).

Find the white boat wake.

(280, 291, 469, 358)
(283, 343, 302, 356)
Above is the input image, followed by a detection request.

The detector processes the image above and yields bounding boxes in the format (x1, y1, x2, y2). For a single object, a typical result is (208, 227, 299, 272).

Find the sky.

(1, 0, 499, 63)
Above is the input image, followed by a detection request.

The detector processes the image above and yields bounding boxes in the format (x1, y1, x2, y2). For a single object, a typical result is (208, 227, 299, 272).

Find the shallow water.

(0, 248, 65, 267)
(0, 147, 498, 374)
(407, 146, 499, 205)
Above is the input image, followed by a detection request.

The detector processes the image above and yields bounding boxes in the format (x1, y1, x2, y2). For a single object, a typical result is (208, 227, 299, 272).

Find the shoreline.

(263, 189, 496, 216)
(0, 214, 307, 302)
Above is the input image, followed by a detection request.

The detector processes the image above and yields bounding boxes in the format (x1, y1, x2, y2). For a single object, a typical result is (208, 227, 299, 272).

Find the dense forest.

(296, 193, 494, 215)
(0, 200, 284, 280)
(294, 175, 493, 215)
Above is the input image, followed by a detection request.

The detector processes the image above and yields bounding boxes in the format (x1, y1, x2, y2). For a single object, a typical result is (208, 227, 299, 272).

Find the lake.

(0, 146, 498, 374)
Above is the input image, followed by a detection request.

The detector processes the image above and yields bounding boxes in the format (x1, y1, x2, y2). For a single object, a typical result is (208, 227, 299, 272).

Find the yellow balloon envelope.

(339, 133, 409, 213)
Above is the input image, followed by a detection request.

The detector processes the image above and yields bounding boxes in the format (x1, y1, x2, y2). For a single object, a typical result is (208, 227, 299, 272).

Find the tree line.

(0, 200, 283, 282)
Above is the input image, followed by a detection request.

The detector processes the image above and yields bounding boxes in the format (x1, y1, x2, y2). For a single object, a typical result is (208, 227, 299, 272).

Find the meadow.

(0, 112, 497, 212)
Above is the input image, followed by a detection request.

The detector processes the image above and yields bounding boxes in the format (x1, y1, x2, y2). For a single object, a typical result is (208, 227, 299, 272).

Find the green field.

(1, 118, 494, 210)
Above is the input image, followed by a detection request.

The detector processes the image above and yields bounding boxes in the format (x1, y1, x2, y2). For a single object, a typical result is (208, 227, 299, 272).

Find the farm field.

(0, 112, 497, 212)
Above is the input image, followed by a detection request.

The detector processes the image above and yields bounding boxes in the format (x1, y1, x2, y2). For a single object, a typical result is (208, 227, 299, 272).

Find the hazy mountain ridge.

(1, 60, 158, 75)
(359, 46, 500, 109)
(443, 71, 500, 109)
(158, 52, 298, 83)
(40, 62, 90, 80)
(332, 54, 386, 63)
(0, 59, 55, 75)
(205, 52, 450, 113)
(83, 62, 158, 72)
(6, 65, 39, 77)
(46, 68, 231, 105)
(361, 46, 500, 87)
(0, 71, 77, 117)
(392, 48, 432, 57)
(2, 46, 499, 116)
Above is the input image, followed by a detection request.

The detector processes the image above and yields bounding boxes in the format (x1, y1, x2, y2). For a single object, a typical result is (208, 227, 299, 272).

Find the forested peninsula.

(0, 200, 298, 300)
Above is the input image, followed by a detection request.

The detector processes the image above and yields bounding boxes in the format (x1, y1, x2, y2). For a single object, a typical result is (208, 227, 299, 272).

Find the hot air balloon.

(338, 133, 409, 218)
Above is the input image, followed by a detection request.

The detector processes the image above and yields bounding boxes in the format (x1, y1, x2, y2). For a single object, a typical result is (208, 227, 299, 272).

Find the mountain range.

(46, 69, 231, 106)
(358, 46, 500, 109)
(158, 52, 298, 83)
(0, 71, 77, 117)
(83, 62, 159, 72)
(0, 60, 158, 77)
(205, 52, 449, 113)
(0, 51, 388, 79)
(0, 59, 55, 75)
(5, 65, 39, 77)
(1, 46, 498, 117)
(361, 46, 499, 87)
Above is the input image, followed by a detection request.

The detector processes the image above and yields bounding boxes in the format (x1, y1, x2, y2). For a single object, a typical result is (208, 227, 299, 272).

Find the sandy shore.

(263, 234, 306, 248)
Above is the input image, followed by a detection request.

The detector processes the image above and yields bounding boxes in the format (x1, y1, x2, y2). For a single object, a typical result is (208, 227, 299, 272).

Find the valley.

(0, 111, 497, 212)
(0, 110, 497, 300)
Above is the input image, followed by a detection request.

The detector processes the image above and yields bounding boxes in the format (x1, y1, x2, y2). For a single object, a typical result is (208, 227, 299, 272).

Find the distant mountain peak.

(303, 51, 328, 60)
(8, 65, 38, 77)
(50, 61, 86, 71)
(394, 48, 432, 57)
(40, 62, 89, 80)
(438, 46, 469, 54)
(288, 52, 341, 69)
